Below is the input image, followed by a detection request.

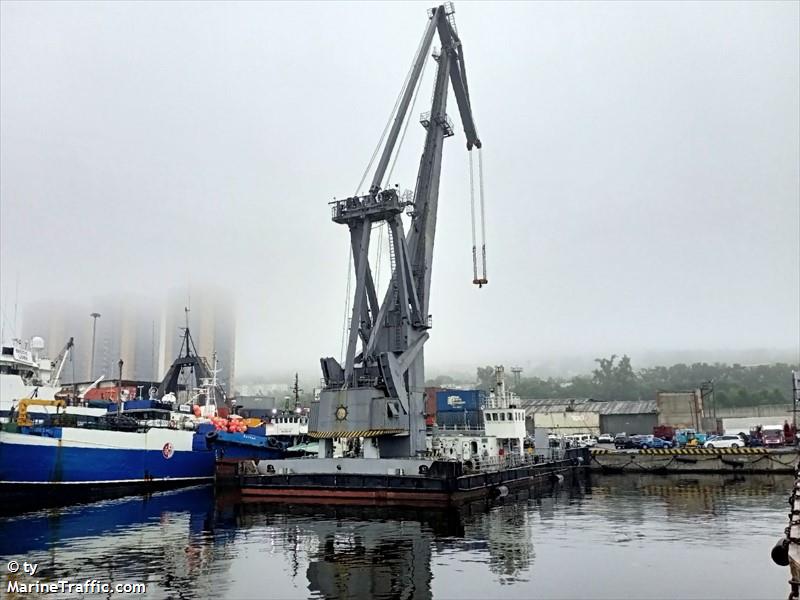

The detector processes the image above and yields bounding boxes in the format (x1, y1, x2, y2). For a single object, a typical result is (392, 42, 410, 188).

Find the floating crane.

(312, 3, 486, 458)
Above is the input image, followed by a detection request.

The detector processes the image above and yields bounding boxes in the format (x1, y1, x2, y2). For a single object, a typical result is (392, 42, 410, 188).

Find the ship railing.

(434, 424, 485, 432)
(470, 450, 565, 472)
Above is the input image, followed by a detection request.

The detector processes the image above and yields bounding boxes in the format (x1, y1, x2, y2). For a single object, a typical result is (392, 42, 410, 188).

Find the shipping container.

(436, 389, 486, 413)
(435, 409, 483, 429)
(424, 387, 441, 426)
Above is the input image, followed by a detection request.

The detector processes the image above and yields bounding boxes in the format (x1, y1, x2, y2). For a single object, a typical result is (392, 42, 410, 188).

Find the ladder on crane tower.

(386, 226, 404, 350)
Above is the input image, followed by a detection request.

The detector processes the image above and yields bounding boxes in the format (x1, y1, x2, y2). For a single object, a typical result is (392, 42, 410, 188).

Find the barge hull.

(238, 451, 587, 508)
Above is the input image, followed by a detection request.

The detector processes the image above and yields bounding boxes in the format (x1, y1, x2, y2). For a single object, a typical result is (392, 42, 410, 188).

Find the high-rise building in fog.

(20, 285, 235, 392)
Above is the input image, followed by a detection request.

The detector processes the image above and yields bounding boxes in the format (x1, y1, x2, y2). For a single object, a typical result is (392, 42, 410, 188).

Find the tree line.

(427, 355, 799, 408)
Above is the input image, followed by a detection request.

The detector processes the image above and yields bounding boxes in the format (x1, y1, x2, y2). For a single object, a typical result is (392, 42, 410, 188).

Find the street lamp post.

(89, 313, 101, 380)
(117, 358, 124, 416)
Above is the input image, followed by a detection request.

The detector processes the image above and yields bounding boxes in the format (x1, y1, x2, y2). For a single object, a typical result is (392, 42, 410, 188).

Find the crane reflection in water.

(0, 473, 789, 600)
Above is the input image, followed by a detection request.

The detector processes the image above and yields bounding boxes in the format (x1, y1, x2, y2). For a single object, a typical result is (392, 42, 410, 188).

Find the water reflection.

(0, 473, 789, 599)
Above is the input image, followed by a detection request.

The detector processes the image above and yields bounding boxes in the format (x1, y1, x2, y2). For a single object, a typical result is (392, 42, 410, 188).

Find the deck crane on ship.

(311, 2, 487, 459)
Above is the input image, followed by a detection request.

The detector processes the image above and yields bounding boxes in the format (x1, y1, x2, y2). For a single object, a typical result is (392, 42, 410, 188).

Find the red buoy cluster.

(211, 416, 248, 433)
(192, 405, 248, 433)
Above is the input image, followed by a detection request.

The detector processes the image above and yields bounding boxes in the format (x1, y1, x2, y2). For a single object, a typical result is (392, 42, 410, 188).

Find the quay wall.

(589, 448, 797, 474)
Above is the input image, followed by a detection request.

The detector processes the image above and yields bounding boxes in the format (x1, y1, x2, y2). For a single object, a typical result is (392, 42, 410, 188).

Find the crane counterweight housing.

(311, 3, 485, 458)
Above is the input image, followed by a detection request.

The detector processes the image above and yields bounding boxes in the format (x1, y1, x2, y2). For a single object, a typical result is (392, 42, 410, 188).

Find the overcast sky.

(1, 1, 798, 378)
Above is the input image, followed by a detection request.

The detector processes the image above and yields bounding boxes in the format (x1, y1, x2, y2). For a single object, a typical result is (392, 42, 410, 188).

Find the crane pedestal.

(310, 387, 424, 459)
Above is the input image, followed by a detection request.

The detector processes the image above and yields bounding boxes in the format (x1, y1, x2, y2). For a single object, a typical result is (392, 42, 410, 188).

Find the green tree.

(476, 366, 495, 391)
(592, 354, 639, 401)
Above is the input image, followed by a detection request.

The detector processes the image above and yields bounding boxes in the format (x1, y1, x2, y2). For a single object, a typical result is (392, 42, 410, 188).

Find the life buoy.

(418, 465, 429, 475)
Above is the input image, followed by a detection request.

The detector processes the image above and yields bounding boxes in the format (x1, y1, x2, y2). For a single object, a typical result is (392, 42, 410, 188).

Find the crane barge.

(239, 3, 588, 505)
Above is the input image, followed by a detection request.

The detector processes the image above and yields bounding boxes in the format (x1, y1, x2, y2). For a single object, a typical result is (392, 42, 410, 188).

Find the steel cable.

(478, 147, 487, 281)
(354, 25, 430, 197)
(469, 151, 478, 281)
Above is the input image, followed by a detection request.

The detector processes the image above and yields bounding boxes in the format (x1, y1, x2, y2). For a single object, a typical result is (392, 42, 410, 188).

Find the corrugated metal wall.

(657, 391, 703, 428)
(600, 414, 657, 435)
(531, 411, 600, 434)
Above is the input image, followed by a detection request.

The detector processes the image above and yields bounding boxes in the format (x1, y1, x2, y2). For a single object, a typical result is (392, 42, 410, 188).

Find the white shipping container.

(722, 416, 787, 433)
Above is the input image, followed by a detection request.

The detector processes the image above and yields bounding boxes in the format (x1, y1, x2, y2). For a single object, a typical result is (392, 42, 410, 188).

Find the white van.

(565, 434, 596, 447)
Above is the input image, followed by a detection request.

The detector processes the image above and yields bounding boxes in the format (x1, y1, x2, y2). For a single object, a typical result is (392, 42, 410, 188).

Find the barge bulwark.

(236, 448, 589, 508)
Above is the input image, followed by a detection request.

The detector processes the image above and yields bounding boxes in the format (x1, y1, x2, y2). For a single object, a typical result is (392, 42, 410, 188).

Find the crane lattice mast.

(311, 3, 485, 458)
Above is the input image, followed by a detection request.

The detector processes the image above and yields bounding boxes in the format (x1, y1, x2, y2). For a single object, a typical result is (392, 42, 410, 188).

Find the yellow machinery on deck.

(16, 398, 67, 427)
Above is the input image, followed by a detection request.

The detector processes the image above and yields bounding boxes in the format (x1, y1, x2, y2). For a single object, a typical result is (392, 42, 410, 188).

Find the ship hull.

(0, 428, 215, 485)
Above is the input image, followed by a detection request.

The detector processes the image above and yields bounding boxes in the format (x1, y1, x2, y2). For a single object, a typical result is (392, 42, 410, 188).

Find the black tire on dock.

(772, 538, 790, 566)
(205, 430, 219, 449)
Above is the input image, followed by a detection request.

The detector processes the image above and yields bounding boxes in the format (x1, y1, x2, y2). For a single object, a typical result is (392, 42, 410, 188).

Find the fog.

(1, 1, 798, 380)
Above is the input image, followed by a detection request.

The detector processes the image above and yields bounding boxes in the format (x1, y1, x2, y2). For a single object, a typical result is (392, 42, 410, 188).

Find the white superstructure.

(0, 338, 64, 408)
(427, 366, 529, 464)
(483, 366, 527, 456)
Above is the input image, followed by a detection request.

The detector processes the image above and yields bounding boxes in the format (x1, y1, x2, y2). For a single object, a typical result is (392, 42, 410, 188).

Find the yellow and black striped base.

(308, 429, 407, 439)
(591, 447, 768, 455)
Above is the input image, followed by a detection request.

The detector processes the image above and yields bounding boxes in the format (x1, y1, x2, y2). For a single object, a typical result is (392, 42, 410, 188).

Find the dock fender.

(418, 465, 430, 475)
(490, 485, 509, 499)
(772, 538, 790, 566)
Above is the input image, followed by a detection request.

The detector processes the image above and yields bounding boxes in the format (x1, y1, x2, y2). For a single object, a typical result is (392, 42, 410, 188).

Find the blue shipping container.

(436, 389, 486, 413)
(436, 410, 483, 428)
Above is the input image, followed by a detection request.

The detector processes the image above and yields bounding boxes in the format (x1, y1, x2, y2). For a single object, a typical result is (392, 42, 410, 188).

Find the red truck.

(653, 425, 675, 441)
(763, 427, 786, 448)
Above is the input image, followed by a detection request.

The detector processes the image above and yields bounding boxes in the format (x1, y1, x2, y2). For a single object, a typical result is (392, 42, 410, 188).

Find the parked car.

(626, 435, 647, 449)
(635, 435, 673, 449)
(564, 434, 596, 447)
(597, 433, 614, 444)
(614, 433, 630, 449)
(704, 434, 743, 449)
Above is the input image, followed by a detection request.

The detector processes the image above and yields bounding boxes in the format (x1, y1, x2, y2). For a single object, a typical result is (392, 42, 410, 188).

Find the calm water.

(0, 473, 790, 599)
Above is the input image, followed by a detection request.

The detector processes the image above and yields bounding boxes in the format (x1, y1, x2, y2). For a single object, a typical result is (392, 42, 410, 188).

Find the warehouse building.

(656, 390, 704, 429)
(520, 398, 658, 436)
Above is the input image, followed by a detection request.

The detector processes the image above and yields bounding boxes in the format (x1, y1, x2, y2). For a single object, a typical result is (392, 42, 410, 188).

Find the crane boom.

(312, 3, 484, 459)
(50, 336, 74, 386)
